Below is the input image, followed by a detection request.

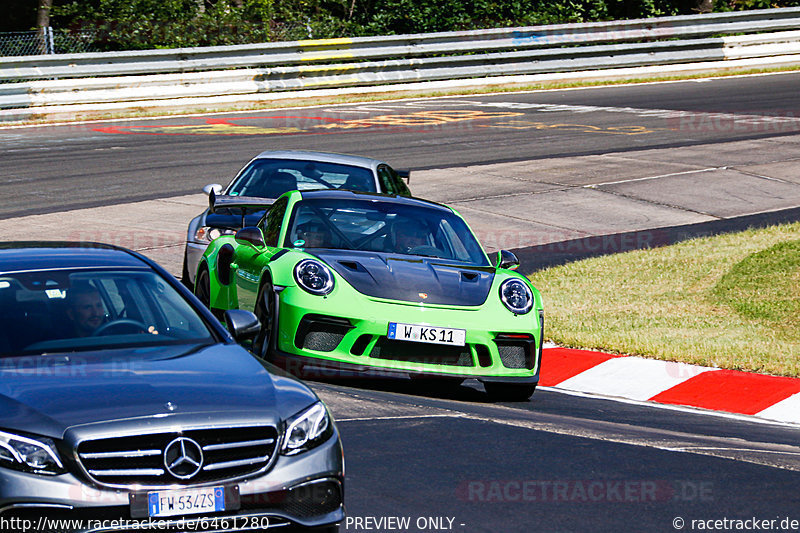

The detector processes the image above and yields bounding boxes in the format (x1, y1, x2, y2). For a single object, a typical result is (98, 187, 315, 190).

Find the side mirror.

(202, 183, 224, 196)
(224, 309, 260, 341)
(235, 227, 265, 248)
(496, 250, 520, 271)
(396, 169, 411, 183)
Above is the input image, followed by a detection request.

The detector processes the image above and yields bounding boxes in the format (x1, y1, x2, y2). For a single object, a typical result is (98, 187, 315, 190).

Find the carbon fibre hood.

(313, 250, 495, 306)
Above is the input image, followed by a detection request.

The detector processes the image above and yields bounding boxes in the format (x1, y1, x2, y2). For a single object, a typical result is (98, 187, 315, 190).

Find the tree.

(37, 0, 53, 53)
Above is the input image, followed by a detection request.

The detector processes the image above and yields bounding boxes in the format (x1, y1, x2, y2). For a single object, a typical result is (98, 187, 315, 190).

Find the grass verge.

(528, 222, 800, 377)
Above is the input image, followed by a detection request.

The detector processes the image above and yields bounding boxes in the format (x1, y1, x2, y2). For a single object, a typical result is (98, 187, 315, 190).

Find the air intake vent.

(295, 315, 353, 352)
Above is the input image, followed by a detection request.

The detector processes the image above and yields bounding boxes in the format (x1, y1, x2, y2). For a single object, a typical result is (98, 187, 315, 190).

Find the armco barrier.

(2, 7, 800, 117)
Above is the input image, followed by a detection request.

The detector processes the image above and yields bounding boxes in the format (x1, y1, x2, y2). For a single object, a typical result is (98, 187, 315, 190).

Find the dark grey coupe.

(0, 242, 343, 532)
(183, 150, 411, 286)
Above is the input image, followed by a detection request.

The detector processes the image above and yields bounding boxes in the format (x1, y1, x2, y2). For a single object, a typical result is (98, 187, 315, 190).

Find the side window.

(379, 165, 410, 197)
(261, 196, 288, 247)
(377, 166, 398, 195)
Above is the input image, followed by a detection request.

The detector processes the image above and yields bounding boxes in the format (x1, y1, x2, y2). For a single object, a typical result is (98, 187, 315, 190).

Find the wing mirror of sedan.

(224, 309, 261, 341)
(496, 250, 520, 271)
(202, 183, 224, 196)
(235, 227, 265, 248)
(396, 169, 411, 183)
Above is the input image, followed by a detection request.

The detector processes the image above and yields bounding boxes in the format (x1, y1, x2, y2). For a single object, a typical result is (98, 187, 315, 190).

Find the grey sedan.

(0, 242, 343, 532)
(182, 150, 411, 286)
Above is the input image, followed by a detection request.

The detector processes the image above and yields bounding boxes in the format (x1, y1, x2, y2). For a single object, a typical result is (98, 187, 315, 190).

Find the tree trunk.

(37, 0, 53, 54)
(37, 0, 52, 28)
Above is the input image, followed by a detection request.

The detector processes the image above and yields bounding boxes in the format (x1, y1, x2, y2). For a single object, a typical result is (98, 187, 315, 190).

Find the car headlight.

(282, 402, 333, 456)
(194, 226, 235, 243)
(499, 278, 533, 315)
(0, 430, 64, 475)
(294, 259, 334, 295)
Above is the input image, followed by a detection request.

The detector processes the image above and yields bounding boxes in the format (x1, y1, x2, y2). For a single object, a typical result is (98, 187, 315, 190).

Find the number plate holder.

(129, 485, 240, 519)
(388, 322, 466, 346)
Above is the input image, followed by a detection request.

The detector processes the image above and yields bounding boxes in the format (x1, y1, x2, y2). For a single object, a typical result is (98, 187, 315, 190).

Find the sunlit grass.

(528, 222, 800, 377)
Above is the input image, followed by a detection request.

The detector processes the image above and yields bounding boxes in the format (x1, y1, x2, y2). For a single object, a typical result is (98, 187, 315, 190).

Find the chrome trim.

(88, 468, 165, 476)
(290, 476, 344, 492)
(80, 449, 161, 460)
(73, 423, 281, 490)
(203, 455, 270, 472)
(203, 438, 274, 452)
(0, 503, 74, 515)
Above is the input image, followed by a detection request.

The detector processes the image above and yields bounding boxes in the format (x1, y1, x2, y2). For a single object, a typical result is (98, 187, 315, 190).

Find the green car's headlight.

(0, 430, 64, 475)
(282, 402, 333, 456)
(499, 278, 533, 315)
(294, 259, 334, 295)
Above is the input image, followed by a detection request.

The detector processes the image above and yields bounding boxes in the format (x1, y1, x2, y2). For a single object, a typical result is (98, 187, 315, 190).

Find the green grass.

(528, 222, 800, 377)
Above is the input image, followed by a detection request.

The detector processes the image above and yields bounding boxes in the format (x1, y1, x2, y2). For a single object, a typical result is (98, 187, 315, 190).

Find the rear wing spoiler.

(209, 190, 276, 214)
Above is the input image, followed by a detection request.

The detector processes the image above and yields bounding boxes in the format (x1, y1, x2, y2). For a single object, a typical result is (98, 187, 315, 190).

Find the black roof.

(0, 242, 149, 273)
(297, 189, 451, 212)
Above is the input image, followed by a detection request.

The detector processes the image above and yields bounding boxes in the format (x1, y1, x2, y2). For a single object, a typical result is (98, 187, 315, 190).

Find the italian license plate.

(388, 322, 466, 346)
(147, 486, 225, 518)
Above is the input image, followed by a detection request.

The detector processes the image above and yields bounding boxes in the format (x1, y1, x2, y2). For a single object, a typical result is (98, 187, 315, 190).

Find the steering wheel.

(92, 319, 150, 336)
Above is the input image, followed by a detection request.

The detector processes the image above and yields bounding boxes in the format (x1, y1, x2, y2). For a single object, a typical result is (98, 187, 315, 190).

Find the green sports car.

(195, 189, 544, 401)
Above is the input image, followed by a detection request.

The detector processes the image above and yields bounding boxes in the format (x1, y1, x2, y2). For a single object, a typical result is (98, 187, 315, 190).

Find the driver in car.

(66, 282, 108, 337)
(393, 219, 430, 254)
(295, 221, 331, 249)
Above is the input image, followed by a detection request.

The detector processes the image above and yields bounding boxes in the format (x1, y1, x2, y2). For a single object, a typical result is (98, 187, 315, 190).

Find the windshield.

(227, 159, 377, 198)
(285, 199, 490, 266)
(0, 269, 215, 357)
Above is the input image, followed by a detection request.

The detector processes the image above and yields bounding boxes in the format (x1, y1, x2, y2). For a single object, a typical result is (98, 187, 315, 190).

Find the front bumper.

(271, 285, 544, 383)
(0, 432, 344, 532)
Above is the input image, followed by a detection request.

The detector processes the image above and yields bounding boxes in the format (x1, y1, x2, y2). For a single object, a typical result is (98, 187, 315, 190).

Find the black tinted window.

(262, 196, 288, 247)
(228, 159, 377, 197)
(0, 270, 213, 357)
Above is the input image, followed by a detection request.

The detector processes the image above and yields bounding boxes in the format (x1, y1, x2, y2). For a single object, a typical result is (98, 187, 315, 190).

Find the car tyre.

(194, 266, 224, 321)
(253, 279, 277, 360)
(180, 251, 192, 289)
(484, 382, 536, 402)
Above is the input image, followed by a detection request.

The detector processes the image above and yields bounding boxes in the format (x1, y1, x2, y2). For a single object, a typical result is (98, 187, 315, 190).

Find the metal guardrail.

(2, 8, 800, 113)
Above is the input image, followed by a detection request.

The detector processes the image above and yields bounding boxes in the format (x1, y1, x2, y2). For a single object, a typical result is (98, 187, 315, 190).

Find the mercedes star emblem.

(163, 437, 203, 479)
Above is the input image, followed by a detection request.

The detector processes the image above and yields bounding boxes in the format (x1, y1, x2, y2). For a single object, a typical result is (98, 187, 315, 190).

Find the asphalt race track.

(2, 72, 800, 532)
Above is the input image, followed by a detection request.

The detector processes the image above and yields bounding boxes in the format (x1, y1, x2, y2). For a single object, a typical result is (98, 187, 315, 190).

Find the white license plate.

(388, 322, 466, 346)
(147, 486, 225, 518)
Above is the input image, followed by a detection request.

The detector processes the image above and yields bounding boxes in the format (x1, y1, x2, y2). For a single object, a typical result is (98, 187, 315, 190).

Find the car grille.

(369, 338, 474, 366)
(295, 314, 352, 352)
(77, 426, 279, 487)
(241, 479, 343, 518)
(494, 334, 535, 369)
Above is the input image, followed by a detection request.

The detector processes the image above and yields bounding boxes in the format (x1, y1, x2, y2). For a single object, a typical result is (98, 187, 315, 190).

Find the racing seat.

(253, 171, 298, 198)
(340, 171, 374, 193)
